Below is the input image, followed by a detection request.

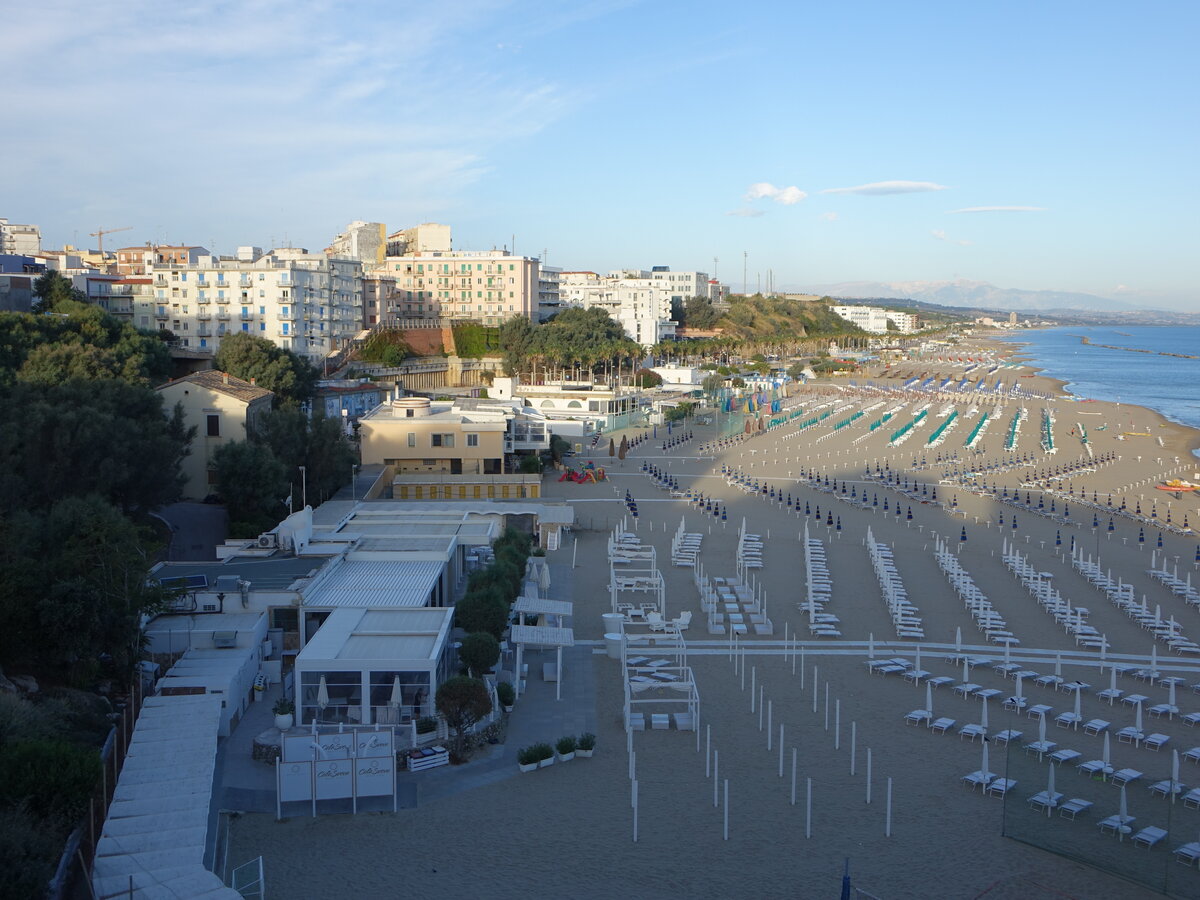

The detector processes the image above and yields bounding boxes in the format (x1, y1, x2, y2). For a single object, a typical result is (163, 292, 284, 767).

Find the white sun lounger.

(1059, 798, 1093, 820)
(1133, 826, 1168, 848)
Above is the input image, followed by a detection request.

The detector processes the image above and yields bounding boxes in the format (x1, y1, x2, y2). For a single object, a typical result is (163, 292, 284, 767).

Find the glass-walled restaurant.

(294, 607, 457, 726)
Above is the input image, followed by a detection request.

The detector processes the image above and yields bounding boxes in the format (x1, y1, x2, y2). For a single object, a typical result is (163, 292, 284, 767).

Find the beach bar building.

(293, 606, 456, 726)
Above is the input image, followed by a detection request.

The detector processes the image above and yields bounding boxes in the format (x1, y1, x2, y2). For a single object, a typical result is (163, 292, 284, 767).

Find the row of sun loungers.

(934, 540, 1016, 646)
(1072, 551, 1200, 654)
(801, 535, 838, 637)
(866, 528, 924, 639)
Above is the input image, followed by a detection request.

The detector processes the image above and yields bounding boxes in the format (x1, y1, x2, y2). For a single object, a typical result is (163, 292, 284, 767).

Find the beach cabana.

(511, 622, 574, 701)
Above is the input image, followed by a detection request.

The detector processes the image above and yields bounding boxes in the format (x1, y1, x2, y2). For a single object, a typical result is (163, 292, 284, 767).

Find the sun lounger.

(1096, 688, 1123, 705)
(1099, 814, 1135, 835)
(987, 778, 1016, 797)
(976, 688, 1002, 701)
(1055, 712, 1082, 730)
(962, 770, 994, 790)
(929, 717, 956, 734)
(1111, 768, 1144, 786)
(927, 676, 955, 689)
(1173, 841, 1200, 865)
(1184, 789, 1200, 810)
(1144, 733, 1170, 750)
(992, 729, 1022, 746)
(1183, 712, 1200, 727)
(959, 724, 986, 742)
(1077, 759, 1113, 777)
(1028, 704, 1053, 719)
(1083, 719, 1110, 736)
(1117, 726, 1144, 744)
(905, 710, 932, 726)
(1049, 749, 1081, 766)
(1029, 790, 1064, 812)
(1150, 780, 1186, 798)
(1059, 798, 1093, 820)
(954, 683, 981, 697)
(1133, 826, 1168, 848)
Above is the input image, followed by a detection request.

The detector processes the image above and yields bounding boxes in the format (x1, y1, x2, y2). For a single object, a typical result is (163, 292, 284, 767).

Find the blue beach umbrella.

(1157, 532, 1163, 549)
(906, 506, 913, 520)
(836, 517, 842, 532)
(1055, 530, 1062, 546)
(961, 526, 967, 543)
(1108, 518, 1115, 532)
(1093, 514, 1099, 528)
(1139, 528, 1145, 544)
(1012, 515, 1018, 531)
(998, 513, 1004, 526)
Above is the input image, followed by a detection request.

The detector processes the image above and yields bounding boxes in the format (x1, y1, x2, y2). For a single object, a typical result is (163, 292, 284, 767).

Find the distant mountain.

(805, 279, 1138, 313)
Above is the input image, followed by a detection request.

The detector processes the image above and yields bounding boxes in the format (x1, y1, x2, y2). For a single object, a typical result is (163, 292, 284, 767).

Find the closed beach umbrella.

(955, 627, 962, 654)
(1169, 680, 1177, 713)
(962, 657, 970, 684)
(915, 644, 922, 672)
(1103, 732, 1111, 770)
(925, 682, 934, 716)
(1055, 653, 1062, 679)
(1173, 748, 1182, 794)
(1073, 689, 1082, 721)
(1015, 672, 1025, 702)
(1046, 763, 1056, 815)
(980, 696, 989, 732)
(317, 675, 329, 721)
(981, 740, 990, 779)
(1038, 711, 1047, 745)
(1109, 666, 1118, 694)
(1151, 645, 1158, 674)
(389, 675, 403, 714)
(868, 633, 875, 659)
(1004, 640, 1012, 668)
(1119, 785, 1129, 839)
(1135, 701, 1144, 734)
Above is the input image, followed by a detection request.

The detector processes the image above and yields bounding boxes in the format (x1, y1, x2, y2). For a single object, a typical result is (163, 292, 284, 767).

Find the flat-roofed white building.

(832, 305, 920, 333)
(558, 270, 675, 347)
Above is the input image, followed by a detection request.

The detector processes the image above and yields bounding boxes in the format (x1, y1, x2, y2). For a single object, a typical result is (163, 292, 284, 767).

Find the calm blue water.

(996, 326, 1200, 432)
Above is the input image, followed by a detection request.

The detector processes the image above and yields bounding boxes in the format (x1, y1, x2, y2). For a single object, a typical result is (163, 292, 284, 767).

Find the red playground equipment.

(559, 461, 606, 483)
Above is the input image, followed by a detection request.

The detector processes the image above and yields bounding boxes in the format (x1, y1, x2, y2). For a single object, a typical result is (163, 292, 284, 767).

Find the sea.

(995, 326, 1200, 438)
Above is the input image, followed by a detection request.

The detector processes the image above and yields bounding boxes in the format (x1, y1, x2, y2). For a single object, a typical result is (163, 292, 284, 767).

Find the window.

(431, 433, 455, 448)
(466, 433, 479, 447)
(407, 432, 416, 446)
(206, 414, 220, 437)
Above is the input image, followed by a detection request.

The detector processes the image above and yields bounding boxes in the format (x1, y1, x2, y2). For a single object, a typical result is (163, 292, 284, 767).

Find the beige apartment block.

(358, 396, 507, 474)
(157, 371, 274, 500)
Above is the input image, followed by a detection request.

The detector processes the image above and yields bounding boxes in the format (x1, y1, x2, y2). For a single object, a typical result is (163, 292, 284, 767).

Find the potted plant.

(272, 698, 294, 731)
(496, 681, 515, 713)
(576, 732, 596, 758)
(555, 735, 577, 762)
(516, 746, 539, 773)
(533, 742, 555, 768)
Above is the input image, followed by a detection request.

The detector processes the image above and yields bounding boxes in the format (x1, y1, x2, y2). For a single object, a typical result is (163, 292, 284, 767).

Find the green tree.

(359, 332, 409, 366)
(0, 380, 191, 516)
(498, 314, 538, 376)
(256, 405, 357, 505)
(701, 373, 724, 395)
(0, 738, 101, 821)
(454, 589, 510, 638)
(0, 496, 169, 677)
(458, 632, 500, 677)
(212, 440, 288, 537)
(633, 368, 662, 388)
(214, 332, 316, 404)
(435, 676, 492, 760)
(31, 271, 87, 313)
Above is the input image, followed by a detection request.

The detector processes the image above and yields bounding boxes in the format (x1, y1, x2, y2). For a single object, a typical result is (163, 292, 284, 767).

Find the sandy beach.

(227, 336, 1200, 899)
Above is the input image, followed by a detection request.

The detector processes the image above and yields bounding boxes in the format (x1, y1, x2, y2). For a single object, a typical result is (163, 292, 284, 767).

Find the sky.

(4, 0, 1198, 309)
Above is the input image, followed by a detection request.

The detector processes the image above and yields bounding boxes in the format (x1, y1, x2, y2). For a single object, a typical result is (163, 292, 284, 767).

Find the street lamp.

(299, 466, 307, 509)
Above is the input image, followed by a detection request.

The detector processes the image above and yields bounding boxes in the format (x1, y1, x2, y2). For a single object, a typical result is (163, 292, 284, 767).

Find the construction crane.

(89, 226, 132, 254)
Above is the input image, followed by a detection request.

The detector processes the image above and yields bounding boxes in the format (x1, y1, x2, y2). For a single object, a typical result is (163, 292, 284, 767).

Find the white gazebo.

(510, 623, 574, 701)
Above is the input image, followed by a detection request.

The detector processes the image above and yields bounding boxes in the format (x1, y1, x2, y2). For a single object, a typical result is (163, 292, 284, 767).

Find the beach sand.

(227, 337, 1200, 898)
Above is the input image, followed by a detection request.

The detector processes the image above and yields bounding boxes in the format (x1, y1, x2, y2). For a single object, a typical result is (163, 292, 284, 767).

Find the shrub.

(455, 593, 509, 639)
(530, 741, 554, 762)
(555, 735, 578, 755)
(415, 716, 438, 734)
(517, 745, 539, 766)
(0, 739, 100, 822)
(272, 698, 294, 716)
(0, 804, 60, 900)
(578, 732, 596, 750)
(459, 632, 500, 676)
(496, 681, 515, 707)
(435, 677, 493, 759)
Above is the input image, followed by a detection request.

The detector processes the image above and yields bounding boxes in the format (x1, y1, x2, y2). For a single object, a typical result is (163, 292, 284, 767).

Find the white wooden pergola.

(512, 595, 574, 627)
(511, 623, 574, 701)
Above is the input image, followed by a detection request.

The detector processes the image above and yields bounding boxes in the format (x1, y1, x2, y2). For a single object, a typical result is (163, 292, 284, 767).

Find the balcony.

(240, 312, 254, 320)
(277, 329, 293, 338)
(197, 311, 212, 321)
(216, 311, 231, 321)
(277, 311, 296, 321)
(216, 295, 230, 304)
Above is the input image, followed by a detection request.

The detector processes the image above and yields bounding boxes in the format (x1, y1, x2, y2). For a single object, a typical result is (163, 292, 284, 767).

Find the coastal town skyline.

(4, 1, 1197, 310)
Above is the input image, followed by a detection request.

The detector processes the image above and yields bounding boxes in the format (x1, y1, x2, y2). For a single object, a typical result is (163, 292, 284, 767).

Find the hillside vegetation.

(715, 294, 862, 340)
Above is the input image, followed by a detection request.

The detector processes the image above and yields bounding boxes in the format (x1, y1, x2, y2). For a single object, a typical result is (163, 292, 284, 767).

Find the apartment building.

(0, 218, 41, 256)
(156, 370, 274, 499)
(141, 248, 364, 359)
(558, 270, 676, 347)
(537, 265, 562, 320)
(115, 244, 209, 276)
(832, 305, 920, 334)
(80, 273, 156, 324)
(648, 266, 720, 302)
(358, 395, 508, 474)
(374, 250, 539, 325)
(326, 221, 386, 265)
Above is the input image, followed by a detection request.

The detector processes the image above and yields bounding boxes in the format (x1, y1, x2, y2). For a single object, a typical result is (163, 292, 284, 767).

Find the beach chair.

(1055, 711, 1082, 730)
(959, 723, 986, 742)
(961, 770, 994, 790)
(1058, 798, 1093, 820)
(670, 610, 692, 632)
(628, 713, 646, 731)
(929, 717, 955, 734)
(1150, 780, 1187, 798)
(1083, 719, 1110, 736)
(927, 675, 955, 689)
(1183, 789, 1200, 810)
(1182, 712, 1200, 727)
(646, 612, 667, 632)
(1099, 814, 1136, 836)
(1144, 733, 1170, 751)
(1173, 842, 1200, 866)
(1183, 747, 1200, 764)
(1077, 759, 1112, 777)
(1049, 749, 1081, 766)
(954, 683, 981, 697)
(1111, 768, 1144, 786)
(904, 709, 931, 726)
(992, 729, 1023, 746)
(1028, 790, 1064, 812)
(987, 778, 1016, 797)
(1096, 688, 1123, 705)
(1027, 704, 1053, 719)
(1117, 726, 1144, 745)
(1133, 826, 1168, 849)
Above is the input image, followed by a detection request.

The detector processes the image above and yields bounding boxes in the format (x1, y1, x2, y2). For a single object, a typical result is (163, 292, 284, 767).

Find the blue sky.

(5, 0, 1197, 309)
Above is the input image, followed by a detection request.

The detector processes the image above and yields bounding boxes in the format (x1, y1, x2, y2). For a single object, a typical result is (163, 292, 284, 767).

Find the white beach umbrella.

(955, 626, 963, 654)
(1170, 680, 1178, 712)
(980, 697, 989, 732)
(1103, 732, 1111, 768)
(1004, 640, 1012, 668)
(962, 657, 970, 684)
(317, 675, 329, 722)
(1172, 749, 1182, 795)
(868, 633, 875, 660)
(1073, 689, 1082, 721)
(1155, 604, 1162, 627)
(981, 740, 991, 779)
(1038, 712, 1047, 745)
(1100, 636, 1107, 671)
(389, 675, 403, 712)
(1109, 666, 1118, 693)
(1135, 701, 1144, 734)
(926, 682, 934, 717)
(1015, 672, 1025, 702)
(915, 644, 922, 672)
(1119, 785, 1129, 839)
(1054, 653, 1062, 679)
(1046, 763, 1056, 815)
(1151, 645, 1158, 674)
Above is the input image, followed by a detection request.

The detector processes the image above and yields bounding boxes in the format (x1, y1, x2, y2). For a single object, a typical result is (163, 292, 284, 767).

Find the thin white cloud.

(821, 180, 948, 196)
(726, 208, 765, 218)
(931, 229, 972, 246)
(819, 211, 838, 222)
(743, 182, 807, 205)
(949, 206, 1047, 213)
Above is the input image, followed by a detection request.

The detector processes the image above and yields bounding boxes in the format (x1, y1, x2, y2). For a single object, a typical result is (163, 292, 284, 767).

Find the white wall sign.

(355, 730, 394, 758)
(279, 762, 313, 802)
(314, 759, 354, 800)
(355, 756, 395, 797)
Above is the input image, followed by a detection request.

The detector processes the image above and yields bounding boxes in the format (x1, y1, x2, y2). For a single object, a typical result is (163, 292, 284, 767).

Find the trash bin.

(604, 633, 624, 660)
